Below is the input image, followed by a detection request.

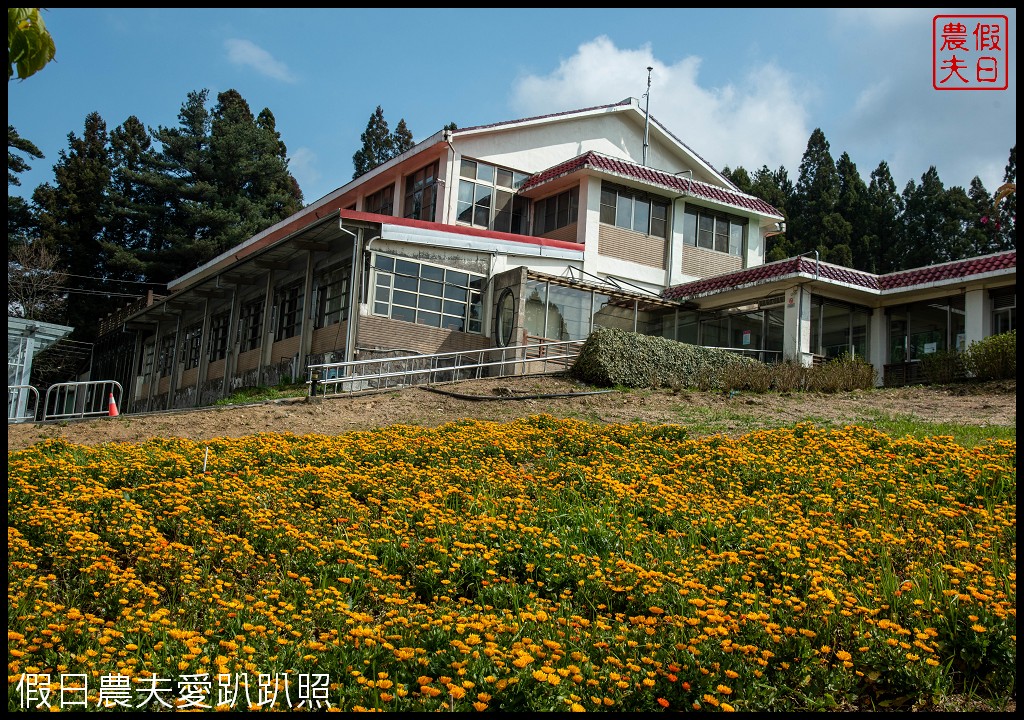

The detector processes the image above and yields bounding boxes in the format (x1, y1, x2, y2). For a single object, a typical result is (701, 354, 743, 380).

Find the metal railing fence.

(306, 339, 585, 397)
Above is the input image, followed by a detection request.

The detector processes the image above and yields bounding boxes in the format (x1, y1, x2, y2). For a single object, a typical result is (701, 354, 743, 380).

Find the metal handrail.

(307, 339, 585, 397)
(8, 385, 40, 424)
(42, 380, 124, 421)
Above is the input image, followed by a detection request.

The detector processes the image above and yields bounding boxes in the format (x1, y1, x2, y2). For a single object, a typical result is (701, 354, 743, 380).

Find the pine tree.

(864, 161, 901, 273)
(208, 90, 304, 254)
(835, 152, 869, 270)
(32, 111, 113, 338)
(751, 165, 795, 262)
(352, 106, 395, 179)
(790, 129, 843, 259)
(994, 145, 1015, 251)
(391, 118, 414, 157)
(102, 116, 158, 282)
(966, 176, 1000, 256)
(142, 89, 228, 282)
(721, 166, 752, 194)
(897, 167, 952, 269)
(8, 125, 44, 253)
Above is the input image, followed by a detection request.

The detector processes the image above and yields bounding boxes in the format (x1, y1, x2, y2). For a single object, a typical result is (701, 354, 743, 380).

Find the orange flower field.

(7, 416, 1016, 711)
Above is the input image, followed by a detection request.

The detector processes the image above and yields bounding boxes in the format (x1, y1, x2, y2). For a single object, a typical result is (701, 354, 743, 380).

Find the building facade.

(109, 99, 1015, 412)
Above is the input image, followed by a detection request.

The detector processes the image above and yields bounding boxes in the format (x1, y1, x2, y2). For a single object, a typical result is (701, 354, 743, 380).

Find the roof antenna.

(642, 66, 653, 167)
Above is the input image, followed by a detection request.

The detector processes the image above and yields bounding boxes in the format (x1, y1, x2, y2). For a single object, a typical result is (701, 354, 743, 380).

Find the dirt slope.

(7, 375, 1016, 451)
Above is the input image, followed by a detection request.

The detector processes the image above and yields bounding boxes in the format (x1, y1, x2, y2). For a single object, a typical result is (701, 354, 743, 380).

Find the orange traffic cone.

(108, 393, 119, 417)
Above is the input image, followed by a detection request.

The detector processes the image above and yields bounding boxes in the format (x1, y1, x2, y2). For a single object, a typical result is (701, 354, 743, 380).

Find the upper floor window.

(599, 183, 669, 238)
(207, 311, 230, 362)
(274, 282, 304, 342)
(364, 185, 394, 216)
(683, 206, 747, 256)
(457, 159, 530, 234)
(533, 187, 579, 237)
(404, 161, 439, 222)
(238, 296, 264, 353)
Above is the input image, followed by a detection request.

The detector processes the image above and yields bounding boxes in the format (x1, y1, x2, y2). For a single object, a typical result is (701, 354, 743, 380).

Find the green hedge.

(963, 330, 1016, 381)
(570, 327, 754, 390)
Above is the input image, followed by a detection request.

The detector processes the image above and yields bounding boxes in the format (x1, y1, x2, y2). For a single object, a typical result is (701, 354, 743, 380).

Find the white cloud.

(510, 36, 812, 177)
(287, 147, 321, 201)
(224, 38, 296, 83)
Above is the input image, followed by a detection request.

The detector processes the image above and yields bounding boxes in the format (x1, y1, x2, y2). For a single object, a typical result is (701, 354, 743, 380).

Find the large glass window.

(371, 254, 483, 333)
(181, 323, 203, 370)
(238, 297, 264, 353)
(810, 298, 872, 360)
(274, 282, 304, 342)
(316, 265, 350, 328)
(533, 188, 579, 237)
(599, 183, 669, 238)
(207, 312, 230, 362)
(404, 161, 438, 222)
(523, 280, 548, 338)
(683, 206, 747, 257)
(547, 284, 590, 341)
(157, 335, 176, 377)
(456, 159, 530, 233)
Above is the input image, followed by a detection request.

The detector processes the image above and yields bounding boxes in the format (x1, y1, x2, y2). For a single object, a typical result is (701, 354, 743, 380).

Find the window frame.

(207, 311, 230, 363)
(683, 206, 748, 257)
(456, 158, 530, 234)
(274, 281, 304, 342)
(238, 296, 265, 353)
(598, 182, 670, 239)
(404, 160, 439, 222)
(370, 253, 484, 334)
(364, 185, 394, 216)
(532, 187, 580, 237)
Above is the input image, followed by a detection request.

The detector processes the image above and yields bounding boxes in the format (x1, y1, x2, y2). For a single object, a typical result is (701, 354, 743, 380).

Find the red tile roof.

(878, 251, 1017, 290)
(662, 251, 1017, 301)
(519, 151, 783, 218)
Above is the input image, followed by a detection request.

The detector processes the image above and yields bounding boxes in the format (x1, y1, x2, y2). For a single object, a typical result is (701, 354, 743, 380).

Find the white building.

(108, 99, 1015, 411)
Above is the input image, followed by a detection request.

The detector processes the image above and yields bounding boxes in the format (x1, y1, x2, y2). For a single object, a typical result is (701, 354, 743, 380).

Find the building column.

(964, 288, 991, 349)
(194, 297, 212, 407)
(782, 285, 813, 366)
(869, 307, 887, 387)
(298, 250, 316, 378)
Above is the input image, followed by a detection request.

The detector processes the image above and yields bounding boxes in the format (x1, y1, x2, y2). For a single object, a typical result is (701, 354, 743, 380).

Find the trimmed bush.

(963, 330, 1016, 381)
(570, 327, 755, 390)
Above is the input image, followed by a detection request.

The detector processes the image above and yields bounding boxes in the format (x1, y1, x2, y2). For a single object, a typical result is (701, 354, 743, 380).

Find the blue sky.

(8, 8, 1017, 207)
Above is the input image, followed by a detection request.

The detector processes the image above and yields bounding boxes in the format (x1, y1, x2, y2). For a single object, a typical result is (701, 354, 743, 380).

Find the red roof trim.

(663, 251, 1017, 301)
(340, 209, 584, 252)
(519, 151, 783, 218)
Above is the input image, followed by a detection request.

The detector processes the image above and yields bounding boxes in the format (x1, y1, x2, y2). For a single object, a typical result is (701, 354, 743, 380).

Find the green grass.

(212, 383, 307, 407)
(856, 410, 1016, 446)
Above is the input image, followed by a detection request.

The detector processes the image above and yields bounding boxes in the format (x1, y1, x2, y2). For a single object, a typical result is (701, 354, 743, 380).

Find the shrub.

(805, 354, 876, 393)
(920, 349, 965, 385)
(570, 327, 755, 390)
(769, 361, 807, 393)
(962, 330, 1016, 381)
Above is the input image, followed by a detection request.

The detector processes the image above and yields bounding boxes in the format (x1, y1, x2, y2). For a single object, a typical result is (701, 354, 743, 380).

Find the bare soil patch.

(8, 375, 1015, 451)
